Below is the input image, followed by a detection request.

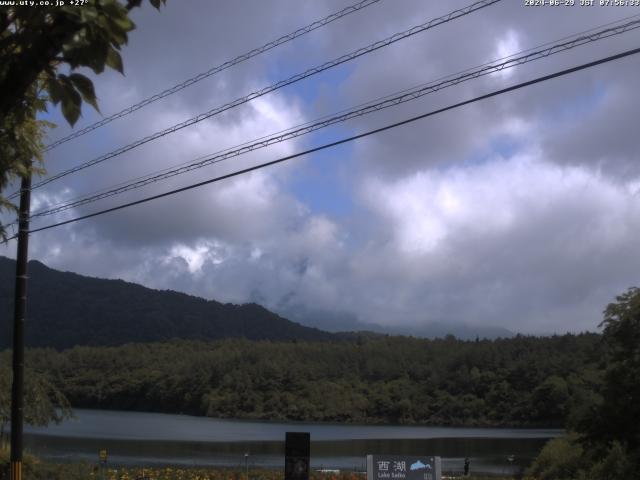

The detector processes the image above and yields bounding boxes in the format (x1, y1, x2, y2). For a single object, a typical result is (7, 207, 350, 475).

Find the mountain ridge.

(0, 256, 334, 349)
(1, 256, 513, 350)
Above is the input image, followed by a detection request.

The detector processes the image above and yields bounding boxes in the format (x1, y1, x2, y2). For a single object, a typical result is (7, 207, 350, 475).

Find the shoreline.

(24, 408, 564, 443)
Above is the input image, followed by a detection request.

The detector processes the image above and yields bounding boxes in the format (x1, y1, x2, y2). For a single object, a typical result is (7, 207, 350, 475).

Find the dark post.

(285, 432, 310, 480)
(10, 173, 31, 480)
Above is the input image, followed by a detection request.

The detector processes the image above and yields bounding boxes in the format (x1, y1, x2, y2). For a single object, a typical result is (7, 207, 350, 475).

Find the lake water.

(24, 409, 562, 476)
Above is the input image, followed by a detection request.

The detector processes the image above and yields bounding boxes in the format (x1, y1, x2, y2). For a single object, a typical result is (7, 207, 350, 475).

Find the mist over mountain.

(0, 256, 333, 349)
(279, 306, 514, 340)
(1, 256, 513, 351)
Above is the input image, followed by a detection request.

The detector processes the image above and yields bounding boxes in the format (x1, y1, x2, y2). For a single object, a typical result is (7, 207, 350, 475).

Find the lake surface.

(24, 409, 562, 475)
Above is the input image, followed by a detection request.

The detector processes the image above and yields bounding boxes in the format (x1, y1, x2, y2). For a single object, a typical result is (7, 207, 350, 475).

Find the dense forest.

(7, 333, 603, 428)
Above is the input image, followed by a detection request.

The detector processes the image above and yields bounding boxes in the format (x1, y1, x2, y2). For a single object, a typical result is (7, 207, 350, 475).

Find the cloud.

(345, 152, 640, 332)
(26, 149, 640, 334)
(3, 0, 640, 336)
(493, 30, 521, 79)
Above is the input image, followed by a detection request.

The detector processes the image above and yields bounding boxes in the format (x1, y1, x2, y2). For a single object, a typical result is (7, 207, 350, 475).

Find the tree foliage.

(0, 361, 72, 446)
(592, 287, 640, 450)
(0, 0, 165, 124)
(525, 434, 584, 480)
(579, 287, 640, 475)
(0, 0, 165, 237)
(0, 85, 51, 217)
(12, 333, 604, 428)
(528, 287, 640, 479)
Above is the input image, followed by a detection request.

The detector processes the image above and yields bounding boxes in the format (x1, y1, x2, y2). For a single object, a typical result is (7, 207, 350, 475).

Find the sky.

(3, 0, 640, 334)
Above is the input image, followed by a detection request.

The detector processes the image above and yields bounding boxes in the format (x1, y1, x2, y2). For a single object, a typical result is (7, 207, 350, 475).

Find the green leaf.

(79, 7, 98, 22)
(69, 73, 99, 113)
(62, 28, 109, 74)
(46, 77, 64, 105)
(105, 20, 129, 46)
(61, 97, 81, 127)
(58, 77, 83, 126)
(105, 47, 123, 74)
(101, 0, 126, 18)
(107, 10, 134, 34)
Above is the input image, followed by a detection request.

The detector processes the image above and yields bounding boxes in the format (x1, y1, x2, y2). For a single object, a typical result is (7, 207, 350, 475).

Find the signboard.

(366, 455, 441, 480)
(285, 432, 310, 480)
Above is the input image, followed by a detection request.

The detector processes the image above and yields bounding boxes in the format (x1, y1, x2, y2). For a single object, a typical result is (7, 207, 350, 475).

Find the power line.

(37, 12, 640, 214)
(4, 13, 637, 229)
(12, 45, 639, 240)
(14, 0, 501, 198)
(42, 0, 383, 152)
(27, 17, 640, 219)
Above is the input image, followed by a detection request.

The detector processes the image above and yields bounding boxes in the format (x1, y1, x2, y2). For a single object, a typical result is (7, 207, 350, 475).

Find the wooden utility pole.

(10, 173, 31, 480)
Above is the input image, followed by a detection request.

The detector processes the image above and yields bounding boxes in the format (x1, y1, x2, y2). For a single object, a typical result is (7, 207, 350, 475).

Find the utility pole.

(10, 172, 31, 480)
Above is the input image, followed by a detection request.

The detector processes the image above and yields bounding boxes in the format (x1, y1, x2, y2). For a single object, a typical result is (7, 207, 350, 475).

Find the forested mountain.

(0, 256, 333, 349)
(14, 333, 604, 427)
(0, 254, 610, 428)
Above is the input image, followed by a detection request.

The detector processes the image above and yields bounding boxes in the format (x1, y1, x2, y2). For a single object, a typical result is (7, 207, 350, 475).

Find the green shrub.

(525, 434, 583, 480)
(586, 441, 635, 480)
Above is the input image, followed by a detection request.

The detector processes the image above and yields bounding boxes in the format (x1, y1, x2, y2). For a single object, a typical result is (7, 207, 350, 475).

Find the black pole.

(10, 173, 31, 480)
